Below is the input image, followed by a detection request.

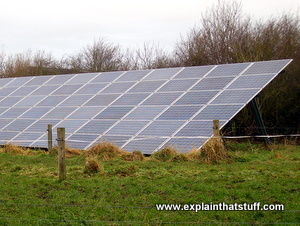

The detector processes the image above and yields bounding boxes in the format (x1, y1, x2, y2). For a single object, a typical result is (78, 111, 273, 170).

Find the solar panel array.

(0, 59, 292, 153)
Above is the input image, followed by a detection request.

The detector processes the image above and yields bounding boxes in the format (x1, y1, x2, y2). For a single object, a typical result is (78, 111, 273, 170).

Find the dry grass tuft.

(0, 143, 35, 155)
(152, 147, 179, 162)
(185, 149, 202, 161)
(122, 151, 145, 161)
(273, 151, 285, 159)
(198, 137, 228, 164)
(84, 157, 104, 174)
(49, 146, 82, 157)
(85, 142, 128, 161)
(66, 147, 82, 157)
(171, 153, 189, 162)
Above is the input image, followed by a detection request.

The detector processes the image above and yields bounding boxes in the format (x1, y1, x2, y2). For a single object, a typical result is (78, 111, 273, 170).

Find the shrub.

(152, 147, 178, 162)
(0, 144, 34, 155)
(85, 142, 127, 161)
(122, 151, 145, 161)
(84, 157, 104, 174)
(171, 153, 189, 162)
(199, 137, 228, 164)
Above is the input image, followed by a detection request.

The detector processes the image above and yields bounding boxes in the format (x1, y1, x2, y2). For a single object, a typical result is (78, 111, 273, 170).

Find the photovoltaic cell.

(123, 137, 167, 154)
(77, 120, 117, 134)
(125, 106, 167, 120)
(107, 121, 148, 135)
(175, 91, 218, 105)
(52, 84, 82, 95)
(174, 66, 213, 79)
(0, 119, 14, 129)
(15, 96, 46, 107)
(211, 89, 259, 104)
(31, 85, 59, 95)
(207, 63, 250, 77)
(163, 138, 206, 152)
(144, 67, 181, 80)
(112, 93, 150, 106)
(25, 119, 61, 132)
(158, 79, 197, 92)
(116, 70, 150, 82)
(42, 107, 77, 119)
(4, 119, 36, 131)
(0, 97, 23, 107)
(243, 59, 290, 75)
(68, 134, 99, 149)
(55, 120, 88, 133)
(21, 107, 52, 119)
(68, 107, 104, 119)
(24, 76, 52, 86)
(0, 87, 17, 96)
(45, 74, 75, 85)
(193, 105, 243, 120)
(96, 135, 131, 147)
(0, 107, 29, 118)
(75, 83, 108, 95)
(142, 92, 183, 105)
(175, 120, 225, 137)
(0, 59, 291, 153)
(10, 86, 37, 96)
(128, 81, 164, 93)
(59, 95, 93, 106)
(139, 120, 184, 136)
(0, 108, 9, 115)
(90, 71, 124, 83)
(228, 74, 276, 89)
(0, 131, 19, 140)
(0, 78, 14, 87)
(66, 73, 98, 84)
(192, 77, 235, 90)
(7, 77, 32, 87)
(95, 106, 133, 119)
(12, 132, 43, 147)
(101, 82, 135, 93)
(37, 96, 67, 106)
(158, 106, 200, 120)
(85, 94, 120, 106)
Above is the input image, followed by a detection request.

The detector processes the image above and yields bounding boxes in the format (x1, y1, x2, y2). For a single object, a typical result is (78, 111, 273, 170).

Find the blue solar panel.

(142, 92, 183, 105)
(139, 120, 185, 136)
(77, 120, 117, 134)
(107, 121, 148, 135)
(85, 94, 120, 106)
(0, 59, 291, 153)
(125, 106, 166, 120)
(95, 106, 134, 119)
(175, 91, 218, 105)
(128, 81, 164, 93)
(158, 106, 200, 120)
(0, 108, 29, 118)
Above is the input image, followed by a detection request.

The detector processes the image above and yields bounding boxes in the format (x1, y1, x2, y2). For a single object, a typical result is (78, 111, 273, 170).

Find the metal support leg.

(249, 98, 272, 145)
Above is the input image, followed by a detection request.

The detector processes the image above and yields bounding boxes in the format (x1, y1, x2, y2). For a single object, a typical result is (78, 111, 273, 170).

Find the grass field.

(0, 143, 299, 225)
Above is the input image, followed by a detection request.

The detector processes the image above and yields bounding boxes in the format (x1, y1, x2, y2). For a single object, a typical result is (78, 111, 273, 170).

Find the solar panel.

(0, 59, 292, 153)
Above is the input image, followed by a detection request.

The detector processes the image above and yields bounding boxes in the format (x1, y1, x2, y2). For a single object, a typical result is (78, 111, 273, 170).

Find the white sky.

(0, 0, 299, 58)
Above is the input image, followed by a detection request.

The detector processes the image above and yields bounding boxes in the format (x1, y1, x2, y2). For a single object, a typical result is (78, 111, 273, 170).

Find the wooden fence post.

(47, 124, 53, 152)
(213, 120, 220, 137)
(57, 128, 66, 181)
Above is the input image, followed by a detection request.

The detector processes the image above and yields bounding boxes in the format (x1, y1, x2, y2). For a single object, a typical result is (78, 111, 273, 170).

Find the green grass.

(0, 144, 299, 225)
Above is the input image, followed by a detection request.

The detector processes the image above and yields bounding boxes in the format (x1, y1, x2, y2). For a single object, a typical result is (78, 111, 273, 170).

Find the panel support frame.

(249, 97, 272, 146)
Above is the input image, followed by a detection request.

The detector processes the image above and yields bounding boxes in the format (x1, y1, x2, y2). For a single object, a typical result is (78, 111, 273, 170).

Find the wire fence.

(0, 134, 299, 145)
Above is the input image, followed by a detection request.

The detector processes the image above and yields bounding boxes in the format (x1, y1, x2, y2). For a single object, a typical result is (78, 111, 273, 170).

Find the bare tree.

(175, 0, 253, 65)
(134, 42, 176, 69)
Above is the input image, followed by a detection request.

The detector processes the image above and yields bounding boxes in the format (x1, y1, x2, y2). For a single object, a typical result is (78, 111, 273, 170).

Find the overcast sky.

(0, 0, 299, 58)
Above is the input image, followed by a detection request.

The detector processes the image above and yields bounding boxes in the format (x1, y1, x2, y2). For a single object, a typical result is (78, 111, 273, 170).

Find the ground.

(0, 143, 299, 225)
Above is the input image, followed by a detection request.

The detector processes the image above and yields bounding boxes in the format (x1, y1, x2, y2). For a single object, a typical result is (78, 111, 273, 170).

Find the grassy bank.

(0, 143, 299, 225)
